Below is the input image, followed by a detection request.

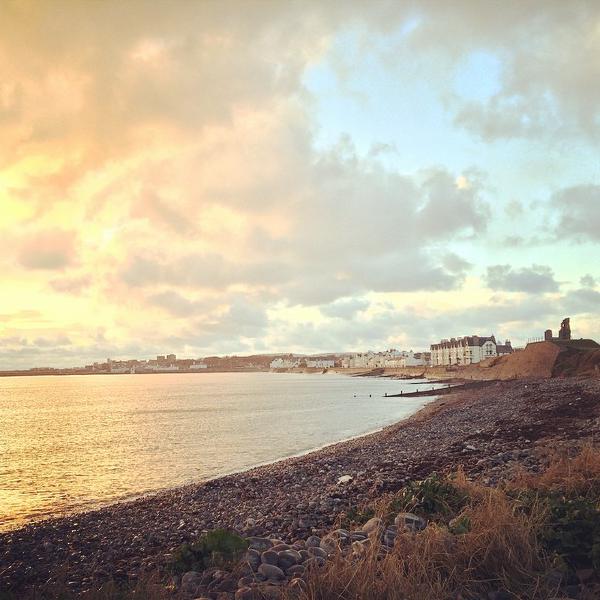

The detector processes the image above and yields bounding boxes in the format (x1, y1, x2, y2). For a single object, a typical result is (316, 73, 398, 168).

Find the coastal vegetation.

(298, 447, 600, 599)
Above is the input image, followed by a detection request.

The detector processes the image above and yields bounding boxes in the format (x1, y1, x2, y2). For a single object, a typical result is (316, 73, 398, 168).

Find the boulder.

(181, 571, 202, 593)
(247, 537, 272, 552)
(361, 517, 383, 536)
(394, 512, 426, 532)
(243, 549, 261, 572)
(257, 563, 285, 580)
(260, 550, 279, 566)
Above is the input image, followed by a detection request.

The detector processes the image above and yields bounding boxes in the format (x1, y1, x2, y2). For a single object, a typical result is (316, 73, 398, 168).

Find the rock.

(235, 588, 253, 600)
(304, 556, 325, 569)
(271, 543, 291, 552)
(181, 571, 202, 593)
(210, 575, 238, 593)
(285, 564, 305, 577)
(383, 528, 397, 547)
(394, 512, 426, 532)
(299, 549, 310, 562)
(351, 539, 370, 557)
(244, 549, 261, 572)
(305, 536, 321, 548)
(319, 535, 340, 554)
(257, 563, 285, 580)
(278, 549, 302, 570)
(247, 537, 272, 552)
(244, 518, 256, 529)
(337, 475, 353, 484)
(260, 550, 279, 566)
(307, 546, 327, 559)
(361, 517, 383, 536)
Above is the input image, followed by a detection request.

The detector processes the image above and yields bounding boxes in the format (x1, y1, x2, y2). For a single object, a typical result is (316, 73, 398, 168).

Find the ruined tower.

(558, 318, 571, 341)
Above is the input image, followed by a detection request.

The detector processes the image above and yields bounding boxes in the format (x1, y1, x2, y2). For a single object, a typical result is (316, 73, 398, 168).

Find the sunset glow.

(1, 1, 598, 369)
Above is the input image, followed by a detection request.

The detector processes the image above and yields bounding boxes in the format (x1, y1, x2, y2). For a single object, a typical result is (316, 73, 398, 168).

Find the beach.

(2, 377, 599, 596)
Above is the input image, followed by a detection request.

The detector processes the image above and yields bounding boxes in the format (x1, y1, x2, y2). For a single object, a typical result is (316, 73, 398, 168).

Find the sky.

(0, 0, 599, 369)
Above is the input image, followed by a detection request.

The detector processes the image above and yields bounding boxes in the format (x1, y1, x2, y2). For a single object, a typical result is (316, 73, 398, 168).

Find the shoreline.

(2, 377, 599, 595)
(0, 386, 440, 535)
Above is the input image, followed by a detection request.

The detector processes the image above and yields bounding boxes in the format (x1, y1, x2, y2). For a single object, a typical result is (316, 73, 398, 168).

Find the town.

(4, 318, 597, 379)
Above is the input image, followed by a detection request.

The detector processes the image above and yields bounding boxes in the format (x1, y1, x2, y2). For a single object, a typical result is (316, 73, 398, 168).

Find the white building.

(305, 359, 335, 368)
(341, 349, 430, 369)
(270, 357, 300, 369)
(430, 336, 512, 366)
(190, 362, 208, 370)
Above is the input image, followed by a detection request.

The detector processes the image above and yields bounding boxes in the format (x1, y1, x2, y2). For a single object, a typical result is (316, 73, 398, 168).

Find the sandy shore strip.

(1, 377, 599, 595)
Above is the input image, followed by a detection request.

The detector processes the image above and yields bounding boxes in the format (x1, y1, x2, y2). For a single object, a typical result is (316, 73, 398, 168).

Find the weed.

(170, 529, 248, 573)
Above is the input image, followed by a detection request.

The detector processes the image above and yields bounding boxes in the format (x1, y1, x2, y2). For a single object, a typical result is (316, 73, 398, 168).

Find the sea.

(0, 372, 444, 531)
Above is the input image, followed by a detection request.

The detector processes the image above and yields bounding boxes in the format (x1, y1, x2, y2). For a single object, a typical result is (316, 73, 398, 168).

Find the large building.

(430, 335, 513, 366)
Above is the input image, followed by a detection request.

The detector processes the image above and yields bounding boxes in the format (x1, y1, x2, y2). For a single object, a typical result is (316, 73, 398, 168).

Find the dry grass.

(295, 477, 556, 600)
(509, 445, 600, 499)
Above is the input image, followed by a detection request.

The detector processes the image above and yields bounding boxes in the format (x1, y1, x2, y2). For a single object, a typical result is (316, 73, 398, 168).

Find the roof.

(431, 335, 496, 350)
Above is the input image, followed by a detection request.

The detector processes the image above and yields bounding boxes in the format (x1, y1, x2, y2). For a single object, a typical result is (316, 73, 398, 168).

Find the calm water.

(0, 372, 442, 531)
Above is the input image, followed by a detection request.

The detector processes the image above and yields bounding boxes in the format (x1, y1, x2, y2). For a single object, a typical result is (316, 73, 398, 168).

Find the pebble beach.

(1, 377, 599, 598)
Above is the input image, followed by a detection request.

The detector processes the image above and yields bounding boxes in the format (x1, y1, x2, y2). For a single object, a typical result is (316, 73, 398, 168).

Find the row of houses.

(269, 357, 335, 369)
(340, 349, 430, 369)
(430, 335, 513, 366)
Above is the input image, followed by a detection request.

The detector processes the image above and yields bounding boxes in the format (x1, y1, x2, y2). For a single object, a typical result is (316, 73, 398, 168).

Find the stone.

(305, 535, 321, 548)
(361, 517, 383, 536)
(271, 543, 291, 552)
(247, 537, 272, 552)
(383, 528, 397, 547)
(394, 512, 426, 532)
(351, 539, 370, 557)
(337, 475, 353, 484)
(304, 556, 325, 569)
(260, 550, 279, 566)
(243, 549, 261, 572)
(257, 563, 285, 580)
(181, 571, 202, 593)
(320, 534, 340, 553)
(278, 549, 302, 570)
(299, 549, 310, 562)
(307, 546, 327, 559)
(235, 588, 253, 600)
(285, 564, 305, 577)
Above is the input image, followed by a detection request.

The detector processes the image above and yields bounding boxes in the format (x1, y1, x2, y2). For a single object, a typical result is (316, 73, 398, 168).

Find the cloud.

(551, 185, 600, 242)
(147, 290, 211, 317)
(17, 230, 77, 270)
(50, 275, 91, 294)
(562, 288, 600, 314)
(484, 264, 559, 293)
(0, 1, 598, 368)
(580, 274, 597, 288)
(320, 297, 370, 319)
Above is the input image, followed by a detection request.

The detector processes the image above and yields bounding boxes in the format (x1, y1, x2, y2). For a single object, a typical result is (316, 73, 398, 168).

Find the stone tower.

(558, 318, 571, 340)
